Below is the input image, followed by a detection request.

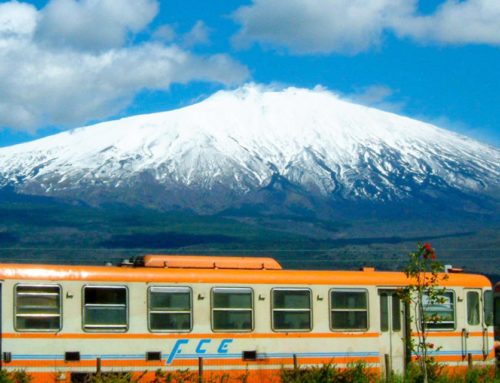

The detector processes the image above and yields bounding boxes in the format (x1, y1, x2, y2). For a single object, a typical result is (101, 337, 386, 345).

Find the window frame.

(82, 285, 128, 332)
(421, 289, 456, 331)
(466, 291, 481, 326)
(211, 287, 254, 332)
(147, 286, 193, 333)
(329, 288, 369, 332)
(14, 283, 62, 332)
(271, 287, 312, 332)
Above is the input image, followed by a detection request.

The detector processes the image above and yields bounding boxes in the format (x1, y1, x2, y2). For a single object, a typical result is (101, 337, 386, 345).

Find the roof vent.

(141, 255, 282, 270)
(444, 264, 463, 273)
(119, 259, 135, 267)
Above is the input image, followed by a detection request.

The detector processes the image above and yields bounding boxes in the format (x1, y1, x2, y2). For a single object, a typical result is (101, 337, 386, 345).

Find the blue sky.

(0, 0, 499, 148)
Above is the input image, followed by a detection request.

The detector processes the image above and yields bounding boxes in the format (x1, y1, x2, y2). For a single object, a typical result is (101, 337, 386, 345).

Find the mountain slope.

(0, 84, 498, 216)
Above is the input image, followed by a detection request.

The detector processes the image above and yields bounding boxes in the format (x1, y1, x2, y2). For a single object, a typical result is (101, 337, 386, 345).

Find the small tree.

(399, 243, 448, 383)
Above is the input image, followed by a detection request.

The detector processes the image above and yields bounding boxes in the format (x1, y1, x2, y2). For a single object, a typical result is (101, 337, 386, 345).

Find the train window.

(379, 293, 400, 333)
(483, 290, 493, 326)
(484, 290, 493, 326)
(467, 291, 480, 326)
(392, 295, 401, 332)
(83, 286, 128, 331)
(494, 296, 500, 329)
(212, 288, 253, 331)
(330, 289, 368, 331)
(272, 288, 311, 331)
(380, 293, 388, 332)
(422, 291, 455, 330)
(15, 284, 61, 332)
(148, 287, 192, 332)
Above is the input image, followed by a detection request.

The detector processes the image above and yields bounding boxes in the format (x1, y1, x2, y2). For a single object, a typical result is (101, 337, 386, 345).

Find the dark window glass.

(467, 291, 480, 326)
(85, 287, 126, 305)
(212, 288, 253, 331)
(15, 285, 61, 331)
(85, 306, 126, 326)
(392, 295, 401, 332)
(272, 289, 311, 331)
(380, 293, 388, 332)
(332, 291, 367, 309)
(274, 290, 310, 309)
(484, 291, 493, 326)
(493, 297, 500, 328)
(331, 290, 368, 330)
(83, 286, 127, 331)
(149, 287, 191, 332)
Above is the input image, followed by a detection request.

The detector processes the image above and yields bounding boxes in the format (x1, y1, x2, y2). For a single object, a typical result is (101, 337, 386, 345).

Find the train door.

(378, 290, 406, 375)
(463, 289, 484, 360)
(493, 286, 500, 342)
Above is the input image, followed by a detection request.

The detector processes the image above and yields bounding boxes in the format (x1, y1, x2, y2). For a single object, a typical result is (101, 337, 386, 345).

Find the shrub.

(0, 370, 32, 383)
(388, 363, 497, 383)
(280, 361, 376, 383)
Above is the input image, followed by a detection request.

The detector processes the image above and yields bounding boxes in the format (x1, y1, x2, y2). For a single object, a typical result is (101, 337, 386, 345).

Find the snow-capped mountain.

(0, 84, 499, 215)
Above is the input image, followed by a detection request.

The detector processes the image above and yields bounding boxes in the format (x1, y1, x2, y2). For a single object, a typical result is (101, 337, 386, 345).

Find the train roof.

(0, 255, 491, 288)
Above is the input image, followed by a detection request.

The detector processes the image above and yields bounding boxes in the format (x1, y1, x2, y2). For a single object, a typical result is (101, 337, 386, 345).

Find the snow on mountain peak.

(0, 84, 498, 208)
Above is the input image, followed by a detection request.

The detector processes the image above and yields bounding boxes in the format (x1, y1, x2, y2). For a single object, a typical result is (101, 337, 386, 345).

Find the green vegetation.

(281, 362, 374, 383)
(155, 363, 497, 383)
(0, 370, 32, 383)
(68, 369, 246, 383)
(2, 363, 498, 383)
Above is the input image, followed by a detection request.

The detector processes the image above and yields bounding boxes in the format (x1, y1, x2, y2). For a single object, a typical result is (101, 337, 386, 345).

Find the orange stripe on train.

(4, 356, 381, 369)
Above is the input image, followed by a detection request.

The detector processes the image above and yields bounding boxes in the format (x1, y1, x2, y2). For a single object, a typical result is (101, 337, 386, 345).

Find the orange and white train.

(0, 255, 495, 382)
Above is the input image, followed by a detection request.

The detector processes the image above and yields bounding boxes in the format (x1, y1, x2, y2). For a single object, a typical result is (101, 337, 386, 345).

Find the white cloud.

(0, 1, 249, 132)
(392, 0, 500, 45)
(35, 0, 159, 51)
(182, 21, 211, 48)
(344, 85, 405, 113)
(153, 24, 176, 43)
(232, 0, 500, 54)
(232, 0, 412, 54)
(0, 1, 38, 38)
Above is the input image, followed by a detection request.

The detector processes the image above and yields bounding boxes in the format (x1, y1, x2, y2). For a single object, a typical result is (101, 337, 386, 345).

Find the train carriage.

(0, 255, 495, 383)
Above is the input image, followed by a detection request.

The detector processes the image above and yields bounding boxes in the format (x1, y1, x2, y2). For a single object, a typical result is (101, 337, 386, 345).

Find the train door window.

(148, 287, 192, 332)
(380, 293, 389, 332)
(272, 288, 312, 331)
(330, 289, 368, 331)
(483, 290, 493, 326)
(494, 295, 500, 332)
(15, 284, 61, 331)
(422, 290, 455, 330)
(392, 295, 401, 331)
(212, 288, 253, 331)
(467, 291, 480, 326)
(83, 286, 128, 331)
(380, 292, 401, 333)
